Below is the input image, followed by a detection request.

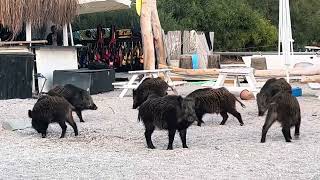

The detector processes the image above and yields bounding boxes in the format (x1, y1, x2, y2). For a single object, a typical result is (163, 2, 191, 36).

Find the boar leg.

(219, 111, 229, 125)
(75, 110, 84, 122)
(195, 111, 204, 126)
(179, 129, 188, 148)
(59, 121, 67, 138)
(144, 124, 155, 149)
(282, 126, 292, 142)
(167, 129, 176, 150)
(294, 119, 301, 138)
(228, 109, 244, 126)
(41, 123, 48, 138)
(66, 119, 78, 136)
(41, 132, 47, 138)
(261, 111, 277, 143)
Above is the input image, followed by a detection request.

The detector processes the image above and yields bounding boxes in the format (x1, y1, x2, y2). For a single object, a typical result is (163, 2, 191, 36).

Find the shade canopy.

(78, 0, 131, 14)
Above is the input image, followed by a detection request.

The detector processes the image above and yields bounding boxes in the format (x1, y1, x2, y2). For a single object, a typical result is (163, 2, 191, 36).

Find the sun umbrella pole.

(26, 21, 32, 42)
(63, 24, 69, 46)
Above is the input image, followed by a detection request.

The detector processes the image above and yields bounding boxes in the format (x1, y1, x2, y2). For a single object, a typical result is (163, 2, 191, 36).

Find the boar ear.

(132, 89, 136, 95)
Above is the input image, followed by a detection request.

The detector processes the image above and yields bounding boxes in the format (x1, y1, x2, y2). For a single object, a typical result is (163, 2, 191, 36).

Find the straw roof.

(0, 0, 78, 38)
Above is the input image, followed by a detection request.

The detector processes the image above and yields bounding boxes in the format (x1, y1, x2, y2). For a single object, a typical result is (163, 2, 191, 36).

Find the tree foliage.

(73, 0, 320, 51)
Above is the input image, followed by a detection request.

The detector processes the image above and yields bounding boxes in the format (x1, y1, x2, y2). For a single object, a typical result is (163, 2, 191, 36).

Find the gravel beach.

(0, 84, 320, 179)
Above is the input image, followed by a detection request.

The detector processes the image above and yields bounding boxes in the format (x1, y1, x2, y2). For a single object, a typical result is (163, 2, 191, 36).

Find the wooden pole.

(151, 0, 166, 66)
(140, 0, 155, 70)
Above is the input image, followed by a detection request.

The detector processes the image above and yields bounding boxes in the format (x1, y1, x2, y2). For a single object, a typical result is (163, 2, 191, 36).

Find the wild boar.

(28, 95, 78, 138)
(48, 84, 97, 122)
(186, 87, 245, 126)
(138, 94, 198, 150)
(260, 91, 301, 143)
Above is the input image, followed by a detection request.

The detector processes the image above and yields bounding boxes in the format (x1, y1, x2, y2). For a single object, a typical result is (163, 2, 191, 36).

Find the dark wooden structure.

(179, 55, 193, 69)
(207, 54, 221, 68)
(53, 69, 115, 95)
(0, 53, 34, 99)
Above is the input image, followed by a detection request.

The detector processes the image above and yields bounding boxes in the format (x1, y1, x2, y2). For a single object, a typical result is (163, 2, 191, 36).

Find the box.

(53, 69, 115, 95)
(0, 53, 34, 99)
(292, 87, 302, 97)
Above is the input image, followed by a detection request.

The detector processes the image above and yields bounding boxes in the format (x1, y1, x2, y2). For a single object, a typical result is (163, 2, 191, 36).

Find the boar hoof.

(260, 140, 266, 143)
(285, 139, 292, 142)
(147, 145, 156, 149)
(167, 146, 173, 150)
(183, 145, 188, 148)
(240, 123, 244, 126)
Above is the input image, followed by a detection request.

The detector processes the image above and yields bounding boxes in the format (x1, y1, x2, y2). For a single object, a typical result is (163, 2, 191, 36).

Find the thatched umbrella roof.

(0, 0, 78, 37)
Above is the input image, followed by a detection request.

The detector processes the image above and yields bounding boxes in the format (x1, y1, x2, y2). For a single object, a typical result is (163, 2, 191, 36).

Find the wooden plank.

(219, 68, 254, 74)
(196, 32, 209, 69)
(167, 31, 181, 61)
(128, 69, 171, 74)
(0, 40, 47, 45)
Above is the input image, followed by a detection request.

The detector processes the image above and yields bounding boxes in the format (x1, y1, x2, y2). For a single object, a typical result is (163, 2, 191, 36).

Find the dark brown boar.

(48, 84, 97, 122)
(28, 95, 78, 138)
(186, 87, 245, 126)
(138, 94, 198, 150)
(260, 91, 301, 143)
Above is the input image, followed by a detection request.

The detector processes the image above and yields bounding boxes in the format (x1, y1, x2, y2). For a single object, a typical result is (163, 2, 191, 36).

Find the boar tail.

(235, 97, 246, 108)
(28, 110, 33, 118)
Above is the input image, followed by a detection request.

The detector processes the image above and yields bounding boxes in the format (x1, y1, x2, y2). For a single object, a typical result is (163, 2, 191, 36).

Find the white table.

(205, 67, 259, 95)
(113, 69, 178, 98)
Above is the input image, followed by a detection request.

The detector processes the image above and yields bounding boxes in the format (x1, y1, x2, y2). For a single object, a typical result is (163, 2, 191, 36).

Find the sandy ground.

(1, 83, 320, 180)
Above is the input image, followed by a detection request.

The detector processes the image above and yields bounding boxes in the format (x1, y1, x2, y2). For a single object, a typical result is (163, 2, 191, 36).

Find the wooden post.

(140, 0, 155, 70)
(207, 54, 221, 68)
(179, 55, 193, 69)
(151, 0, 166, 66)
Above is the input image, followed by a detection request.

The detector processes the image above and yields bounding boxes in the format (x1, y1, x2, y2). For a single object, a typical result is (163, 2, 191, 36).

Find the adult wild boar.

(260, 91, 301, 143)
(48, 84, 97, 122)
(132, 77, 173, 109)
(257, 78, 292, 116)
(28, 95, 78, 138)
(138, 94, 198, 150)
(186, 87, 245, 126)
